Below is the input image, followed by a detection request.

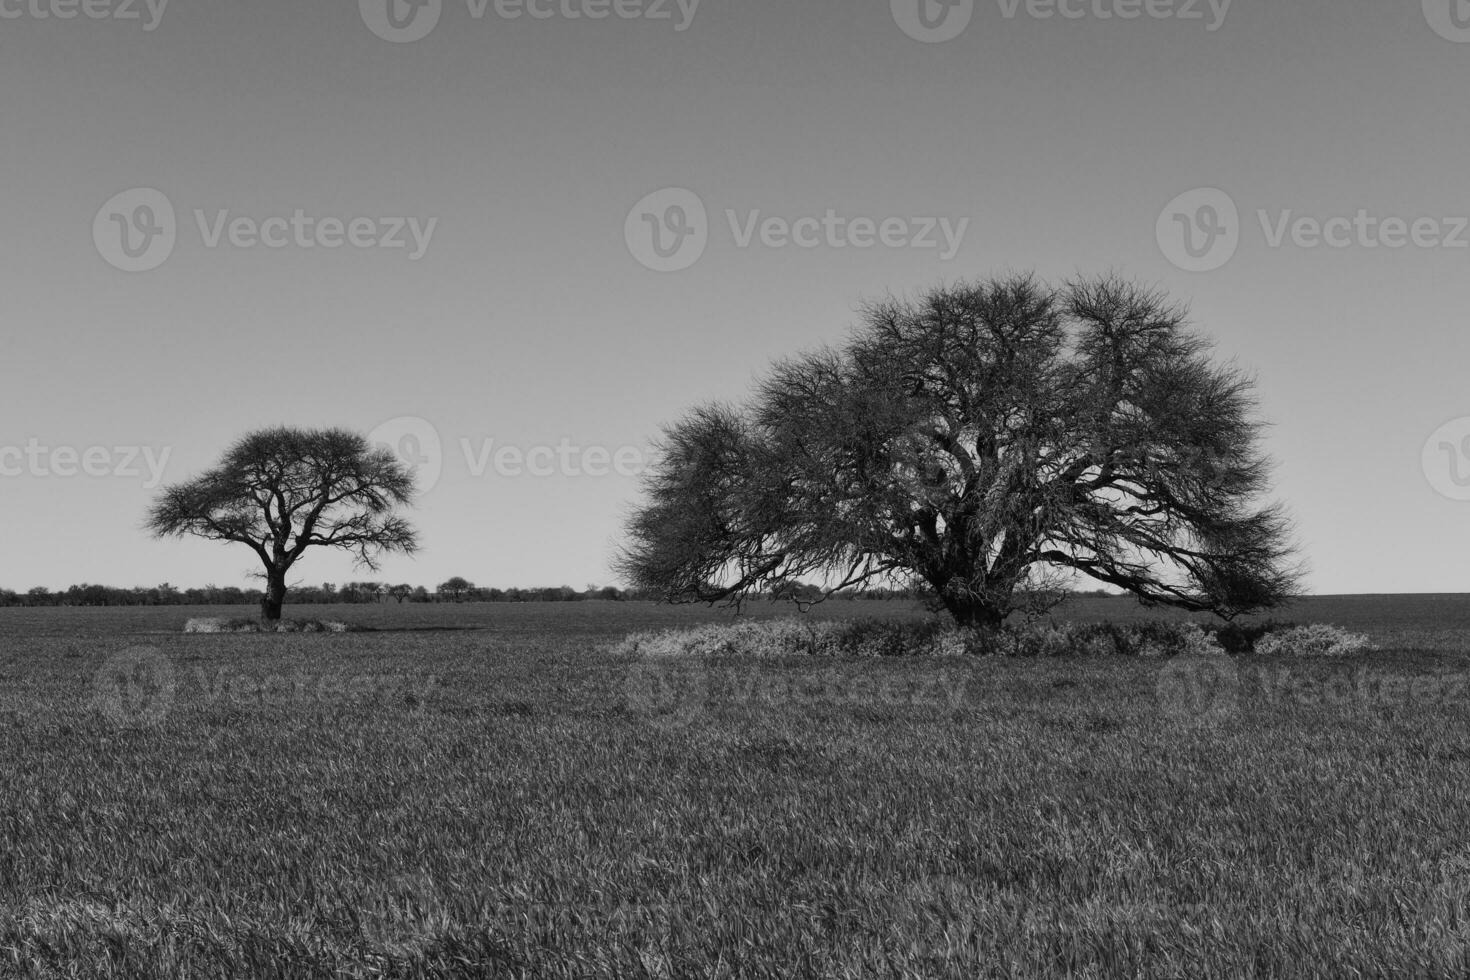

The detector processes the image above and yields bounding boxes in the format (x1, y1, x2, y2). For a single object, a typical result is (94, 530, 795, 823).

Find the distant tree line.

(0, 580, 1112, 609)
(0, 582, 625, 608)
(0, 581, 674, 608)
(0, 583, 264, 608)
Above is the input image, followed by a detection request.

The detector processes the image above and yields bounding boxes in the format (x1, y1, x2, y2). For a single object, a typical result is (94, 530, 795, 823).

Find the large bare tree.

(147, 427, 419, 622)
(619, 274, 1300, 627)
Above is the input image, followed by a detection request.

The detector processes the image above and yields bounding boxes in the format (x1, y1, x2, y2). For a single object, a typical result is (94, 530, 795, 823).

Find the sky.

(2, 0, 1468, 594)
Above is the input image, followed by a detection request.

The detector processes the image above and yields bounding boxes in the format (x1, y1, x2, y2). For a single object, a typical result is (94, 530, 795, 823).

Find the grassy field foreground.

(2, 599, 1470, 977)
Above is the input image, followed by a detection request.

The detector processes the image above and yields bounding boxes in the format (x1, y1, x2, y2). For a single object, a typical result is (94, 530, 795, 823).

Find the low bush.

(614, 618, 957, 659)
(183, 617, 351, 634)
(1204, 620, 1296, 654)
(615, 617, 1231, 659)
(990, 621, 1225, 659)
(275, 619, 352, 634)
(1254, 623, 1375, 657)
(825, 618, 957, 658)
(184, 617, 257, 634)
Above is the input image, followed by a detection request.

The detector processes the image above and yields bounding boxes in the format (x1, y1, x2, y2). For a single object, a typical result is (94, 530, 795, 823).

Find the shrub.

(1203, 620, 1297, 654)
(1254, 624, 1375, 657)
(619, 621, 809, 659)
(183, 617, 351, 635)
(184, 617, 258, 634)
(976, 623, 1077, 658)
(1002, 621, 1224, 659)
(825, 619, 955, 658)
(614, 617, 1228, 659)
(614, 618, 955, 659)
(272, 619, 352, 634)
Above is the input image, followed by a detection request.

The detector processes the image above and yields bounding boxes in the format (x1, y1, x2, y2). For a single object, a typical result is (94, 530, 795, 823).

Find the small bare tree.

(147, 427, 419, 622)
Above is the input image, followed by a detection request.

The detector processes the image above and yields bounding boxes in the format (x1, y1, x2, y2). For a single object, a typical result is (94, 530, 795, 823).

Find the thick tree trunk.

(260, 571, 287, 623)
(943, 597, 1007, 630)
(933, 572, 1011, 629)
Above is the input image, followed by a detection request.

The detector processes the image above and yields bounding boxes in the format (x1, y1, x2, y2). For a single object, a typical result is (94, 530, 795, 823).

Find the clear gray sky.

(3, 0, 1468, 594)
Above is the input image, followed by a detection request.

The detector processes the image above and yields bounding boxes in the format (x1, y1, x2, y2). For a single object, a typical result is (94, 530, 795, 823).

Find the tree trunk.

(939, 592, 1008, 630)
(260, 571, 287, 623)
(950, 602, 1006, 630)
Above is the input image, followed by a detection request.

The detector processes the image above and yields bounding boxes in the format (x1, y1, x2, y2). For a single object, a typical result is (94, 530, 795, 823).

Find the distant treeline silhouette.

(0, 581, 1109, 609)
(2, 582, 624, 608)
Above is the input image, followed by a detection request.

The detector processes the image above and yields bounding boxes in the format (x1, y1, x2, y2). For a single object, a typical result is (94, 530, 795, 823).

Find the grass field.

(3, 596, 1470, 978)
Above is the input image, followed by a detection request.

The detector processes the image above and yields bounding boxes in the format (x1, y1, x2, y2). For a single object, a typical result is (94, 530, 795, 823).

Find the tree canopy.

(147, 426, 418, 621)
(618, 274, 1300, 627)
